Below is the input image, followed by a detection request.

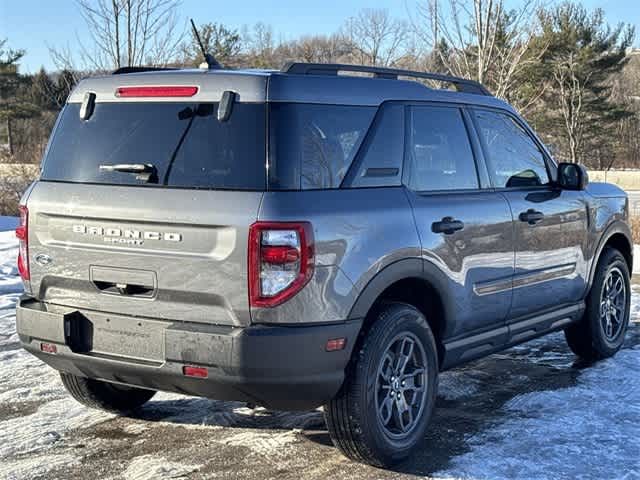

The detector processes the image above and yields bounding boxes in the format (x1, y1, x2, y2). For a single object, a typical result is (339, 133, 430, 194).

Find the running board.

(441, 302, 585, 370)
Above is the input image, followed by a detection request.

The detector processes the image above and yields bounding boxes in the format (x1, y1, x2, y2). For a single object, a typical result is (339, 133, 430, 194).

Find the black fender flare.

(587, 220, 633, 289)
(347, 258, 453, 331)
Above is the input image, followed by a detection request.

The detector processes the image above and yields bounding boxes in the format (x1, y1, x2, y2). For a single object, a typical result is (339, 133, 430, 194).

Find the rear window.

(269, 104, 376, 190)
(41, 102, 266, 190)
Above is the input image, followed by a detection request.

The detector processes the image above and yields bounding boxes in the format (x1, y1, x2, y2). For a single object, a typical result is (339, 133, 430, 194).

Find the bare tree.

(51, 0, 184, 72)
(243, 22, 277, 68)
(552, 54, 590, 164)
(411, 0, 543, 104)
(292, 34, 352, 64)
(343, 9, 409, 66)
(613, 54, 640, 169)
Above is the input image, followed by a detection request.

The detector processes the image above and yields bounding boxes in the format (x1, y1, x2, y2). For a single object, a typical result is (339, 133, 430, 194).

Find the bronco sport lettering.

(72, 224, 182, 244)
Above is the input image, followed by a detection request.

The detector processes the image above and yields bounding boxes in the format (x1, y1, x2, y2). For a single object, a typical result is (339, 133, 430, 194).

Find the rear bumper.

(16, 297, 361, 410)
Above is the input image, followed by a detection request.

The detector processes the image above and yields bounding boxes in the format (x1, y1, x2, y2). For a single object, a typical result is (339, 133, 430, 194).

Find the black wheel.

(565, 247, 631, 361)
(60, 372, 156, 414)
(324, 302, 438, 467)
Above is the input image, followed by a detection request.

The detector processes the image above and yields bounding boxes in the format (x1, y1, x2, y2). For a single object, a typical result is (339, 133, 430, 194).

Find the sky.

(1, 0, 639, 73)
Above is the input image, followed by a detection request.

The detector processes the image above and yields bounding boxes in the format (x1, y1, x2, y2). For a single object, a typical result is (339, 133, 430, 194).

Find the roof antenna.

(190, 19, 222, 70)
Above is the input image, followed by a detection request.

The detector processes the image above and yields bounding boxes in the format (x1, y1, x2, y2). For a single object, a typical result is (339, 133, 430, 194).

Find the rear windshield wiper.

(99, 163, 158, 183)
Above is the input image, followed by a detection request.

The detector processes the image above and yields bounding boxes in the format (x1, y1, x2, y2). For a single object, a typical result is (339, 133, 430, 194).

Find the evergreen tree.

(0, 39, 39, 156)
(182, 23, 242, 67)
(55, 70, 78, 107)
(534, 2, 635, 164)
(30, 67, 58, 111)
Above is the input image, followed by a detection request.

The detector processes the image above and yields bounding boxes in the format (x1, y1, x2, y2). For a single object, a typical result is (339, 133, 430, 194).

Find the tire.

(60, 372, 156, 414)
(324, 302, 438, 467)
(565, 247, 631, 361)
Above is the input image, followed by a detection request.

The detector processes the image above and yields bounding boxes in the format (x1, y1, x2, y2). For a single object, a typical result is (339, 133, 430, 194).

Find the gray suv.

(15, 62, 632, 467)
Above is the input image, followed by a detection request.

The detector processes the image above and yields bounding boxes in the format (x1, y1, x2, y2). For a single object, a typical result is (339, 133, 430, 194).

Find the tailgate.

(26, 182, 261, 327)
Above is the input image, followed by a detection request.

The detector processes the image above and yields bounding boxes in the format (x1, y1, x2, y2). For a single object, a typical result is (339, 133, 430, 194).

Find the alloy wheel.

(375, 331, 428, 439)
(600, 266, 626, 340)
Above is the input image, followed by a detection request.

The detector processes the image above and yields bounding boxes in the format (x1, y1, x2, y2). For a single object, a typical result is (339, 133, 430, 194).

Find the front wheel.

(565, 247, 631, 361)
(324, 302, 438, 467)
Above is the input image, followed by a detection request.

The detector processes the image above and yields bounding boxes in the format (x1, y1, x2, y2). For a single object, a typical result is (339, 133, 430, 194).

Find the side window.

(348, 103, 404, 188)
(473, 109, 550, 188)
(405, 106, 478, 192)
(269, 104, 375, 190)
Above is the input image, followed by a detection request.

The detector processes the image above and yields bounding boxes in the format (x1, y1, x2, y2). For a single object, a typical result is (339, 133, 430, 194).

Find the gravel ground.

(1, 221, 638, 480)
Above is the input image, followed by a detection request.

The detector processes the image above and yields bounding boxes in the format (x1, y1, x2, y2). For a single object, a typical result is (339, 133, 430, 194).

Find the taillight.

(15, 205, 29, 281)
(249, 222, 314, 308)
(115, 86, 198, 97)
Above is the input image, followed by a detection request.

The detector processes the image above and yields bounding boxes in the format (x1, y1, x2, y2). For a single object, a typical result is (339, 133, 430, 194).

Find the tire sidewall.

(587, 249, 631, 354)
(354, 304, 438, 463)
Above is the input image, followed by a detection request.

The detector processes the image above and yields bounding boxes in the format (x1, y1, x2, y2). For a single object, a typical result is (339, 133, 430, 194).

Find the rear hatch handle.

(99, 163, 158, 183)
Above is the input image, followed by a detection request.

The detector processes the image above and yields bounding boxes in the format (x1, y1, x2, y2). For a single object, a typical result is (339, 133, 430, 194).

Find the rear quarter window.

(269, 104, 376, 190)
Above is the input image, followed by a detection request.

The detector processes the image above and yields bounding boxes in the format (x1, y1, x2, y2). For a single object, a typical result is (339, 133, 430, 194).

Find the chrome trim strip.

(473, 277, 512, 296)
(474, 263, 576, 296)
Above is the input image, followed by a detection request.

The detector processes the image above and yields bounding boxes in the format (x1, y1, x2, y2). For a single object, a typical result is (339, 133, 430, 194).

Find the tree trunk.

(112, 0, 121, 68)
(6, 118, 13, 156)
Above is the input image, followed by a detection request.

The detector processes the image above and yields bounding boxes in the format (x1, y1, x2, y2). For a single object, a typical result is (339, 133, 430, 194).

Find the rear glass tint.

(41, 102, 266, 190)
(269, 104, 376, 190)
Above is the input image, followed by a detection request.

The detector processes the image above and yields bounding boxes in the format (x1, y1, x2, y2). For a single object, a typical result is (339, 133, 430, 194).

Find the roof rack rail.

(112, 66, 179, 75)
(282, 62, 492, 96)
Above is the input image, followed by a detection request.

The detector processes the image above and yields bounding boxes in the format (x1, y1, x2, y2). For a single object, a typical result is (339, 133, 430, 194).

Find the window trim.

(401, 103, 484, 195)
(468, 106, 558, 191)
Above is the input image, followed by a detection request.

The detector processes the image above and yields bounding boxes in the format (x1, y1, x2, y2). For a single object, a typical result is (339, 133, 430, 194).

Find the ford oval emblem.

(35, 253, 53, 266)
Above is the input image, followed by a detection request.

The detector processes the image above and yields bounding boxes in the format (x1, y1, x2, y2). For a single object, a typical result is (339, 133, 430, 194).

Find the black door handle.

(519, 209, 544, 225)
(432, 216, 464, 235)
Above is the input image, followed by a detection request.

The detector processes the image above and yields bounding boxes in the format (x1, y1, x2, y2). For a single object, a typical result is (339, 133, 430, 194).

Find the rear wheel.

(60, 372, 156, 414)
(565, 247, 631, 360)
(324, 302, 438, 467)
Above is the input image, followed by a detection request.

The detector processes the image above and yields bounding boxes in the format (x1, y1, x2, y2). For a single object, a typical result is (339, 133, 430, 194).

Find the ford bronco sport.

(16, 62, 632, 467)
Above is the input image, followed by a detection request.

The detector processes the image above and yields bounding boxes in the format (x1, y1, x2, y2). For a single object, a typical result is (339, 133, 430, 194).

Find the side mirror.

(557, 163, 588, 191)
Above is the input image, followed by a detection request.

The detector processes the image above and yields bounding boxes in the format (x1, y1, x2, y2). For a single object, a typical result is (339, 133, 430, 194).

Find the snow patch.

(438, 370, 481, 400)
(122, 455, 201, 480)
(0, 389, 113, 458)
(122, 422, 151, 435)
(1, 453, 82, 480)
(635, 244, 640, 274)
(218, 430, 300, 457)
(435, 285, 640, 480)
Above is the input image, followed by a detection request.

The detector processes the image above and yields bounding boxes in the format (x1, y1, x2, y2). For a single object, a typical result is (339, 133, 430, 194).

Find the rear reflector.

(15, 205, 29, 281)
(40, 343, 57, 354)
(115, 86, 198, 98)
(183, 366, 208, 378)
(325, 338, 347, 352)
